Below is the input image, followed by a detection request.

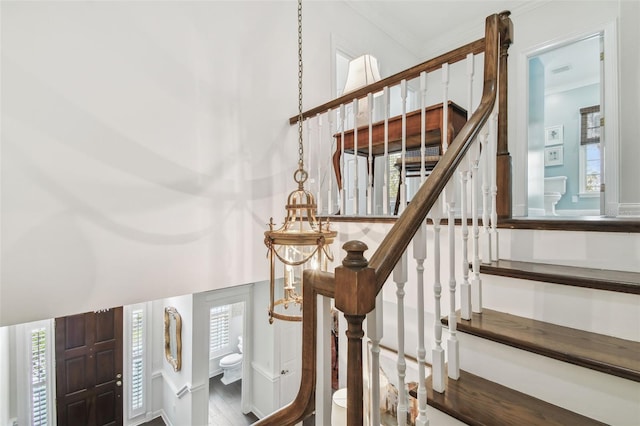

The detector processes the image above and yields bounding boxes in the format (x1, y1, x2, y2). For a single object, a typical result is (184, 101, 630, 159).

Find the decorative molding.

(618, 203, 640, 217)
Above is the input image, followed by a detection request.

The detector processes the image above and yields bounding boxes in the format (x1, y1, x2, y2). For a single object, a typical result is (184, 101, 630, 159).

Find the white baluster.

(446, 182, 459, 380)
(353, 98, 359, 215)
(471, 135, 484, 313)
(441, 63, 450, 152)
(315, 296, 332, 425)
(367, 92, 374, 215)
(490, 110, 499, 261)
(429, 198, 445, 393)
(481, 131, 491, 264)
(467, 52, 475, 119)
(399, 80, 408, 213)
(316, 113, 322, 215)
(460, 166, 471, 320)
(413, 222, 429, 426)
(460, 53, 475, 319)
(420, 71, 427, 182)
(327, 109, 334, 214)
(442, 61, 459, 380)
(394, 252, 408, 426)
(383, 86, 390, 215)
(339, 104, 346, 215)
(367, 295, 383, 426)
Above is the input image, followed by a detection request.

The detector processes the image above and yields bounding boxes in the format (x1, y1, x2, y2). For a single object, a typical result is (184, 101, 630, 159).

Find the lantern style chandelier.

(264, 0, 336, 323)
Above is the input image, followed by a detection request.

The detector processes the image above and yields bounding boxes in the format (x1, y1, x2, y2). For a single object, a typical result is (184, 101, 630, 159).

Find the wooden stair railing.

(255, 11, 513, 426)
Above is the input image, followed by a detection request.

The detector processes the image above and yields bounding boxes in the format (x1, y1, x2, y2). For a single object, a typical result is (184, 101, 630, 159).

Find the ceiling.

(344, 0, 600, 93)
(344, 0, 525, 58)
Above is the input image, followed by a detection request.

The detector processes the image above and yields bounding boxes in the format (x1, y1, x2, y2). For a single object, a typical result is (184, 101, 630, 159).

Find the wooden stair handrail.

(288, 38, 486, 125)
(252, 270, 335, 426)
(258, 11, 513, 426)
(370, 11, 511, 291)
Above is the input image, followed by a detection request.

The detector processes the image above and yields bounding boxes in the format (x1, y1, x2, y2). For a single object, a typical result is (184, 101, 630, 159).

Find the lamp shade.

(342, 54, 381, 127)
(343, 54, 382, 94)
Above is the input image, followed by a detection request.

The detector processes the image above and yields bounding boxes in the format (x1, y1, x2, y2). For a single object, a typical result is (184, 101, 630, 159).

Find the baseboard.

(618, 203, 640, 217)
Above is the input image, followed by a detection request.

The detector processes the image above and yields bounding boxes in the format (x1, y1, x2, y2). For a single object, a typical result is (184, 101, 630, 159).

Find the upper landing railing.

(255, 11, 513, 426)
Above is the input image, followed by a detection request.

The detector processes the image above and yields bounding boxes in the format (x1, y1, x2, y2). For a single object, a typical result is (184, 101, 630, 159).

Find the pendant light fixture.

(264, 0, 337, 323)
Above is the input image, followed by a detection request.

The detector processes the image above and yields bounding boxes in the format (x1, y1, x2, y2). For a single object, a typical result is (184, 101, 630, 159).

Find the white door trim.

(514, 20, 619, 217)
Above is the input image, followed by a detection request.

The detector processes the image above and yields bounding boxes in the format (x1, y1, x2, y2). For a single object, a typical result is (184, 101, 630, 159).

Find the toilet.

(544, 176, 567, 216)
(219, 336, 243, 385)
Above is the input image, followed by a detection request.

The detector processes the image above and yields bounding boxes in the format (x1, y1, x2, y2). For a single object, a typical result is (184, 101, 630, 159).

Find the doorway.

(527, 33, 603, 217)
(55, 308, 123, 426)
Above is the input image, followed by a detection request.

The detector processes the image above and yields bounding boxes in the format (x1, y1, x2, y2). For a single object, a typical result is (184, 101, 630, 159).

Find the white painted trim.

(601, 20, 620, 217)
(196, 283, 254, 414)
(516, 20, 619, 218)
(618, 203, 640, 217)
(251, 361, 280, 383)
(15, 320, 55, 426)
(124, 302, 153, 420)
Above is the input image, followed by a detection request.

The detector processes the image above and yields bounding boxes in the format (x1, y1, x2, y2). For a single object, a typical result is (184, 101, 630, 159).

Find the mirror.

(164, 306, 182, 371)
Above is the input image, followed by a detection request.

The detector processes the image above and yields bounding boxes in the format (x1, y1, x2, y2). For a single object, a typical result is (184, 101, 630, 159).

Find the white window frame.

(124, 303, 152, 420)
(209, 305, 231, 358)
(16, 320, 55, 426)
(578, 105, 602, 197)
(578, 143, 602, 198)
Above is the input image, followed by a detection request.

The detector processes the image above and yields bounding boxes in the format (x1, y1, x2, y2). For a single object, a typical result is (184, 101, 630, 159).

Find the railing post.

(497, 11, 513, 219)
(335, 241, 376, 426)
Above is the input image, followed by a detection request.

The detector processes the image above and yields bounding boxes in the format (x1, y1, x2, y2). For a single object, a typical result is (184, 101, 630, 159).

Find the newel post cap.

(335, 240, 376, 315)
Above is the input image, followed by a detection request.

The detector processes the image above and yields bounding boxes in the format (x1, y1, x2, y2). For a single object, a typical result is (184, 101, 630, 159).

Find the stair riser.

(456, 332, 640, 425)
(482, 274, 640, 341)
(499, 228, 640, 272)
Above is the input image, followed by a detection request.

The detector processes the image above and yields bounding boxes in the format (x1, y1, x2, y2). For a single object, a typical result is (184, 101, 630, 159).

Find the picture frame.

(164, 306, 182, 372)
(545, 125, 564, 146)
(544, 146, 564, 167)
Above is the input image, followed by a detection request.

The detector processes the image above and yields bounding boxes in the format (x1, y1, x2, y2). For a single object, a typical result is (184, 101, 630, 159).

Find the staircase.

(427, 224, 640, 425)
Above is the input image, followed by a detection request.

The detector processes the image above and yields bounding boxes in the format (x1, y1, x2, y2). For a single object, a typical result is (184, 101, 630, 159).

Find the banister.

(369, 12, 510, 292)
(260, 11, 513, 426)
(288, 38, 486, 125)
(252, 270, 335, 426)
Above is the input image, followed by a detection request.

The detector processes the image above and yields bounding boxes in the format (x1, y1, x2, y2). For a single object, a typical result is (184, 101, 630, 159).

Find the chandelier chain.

(295, 0, 307, 187)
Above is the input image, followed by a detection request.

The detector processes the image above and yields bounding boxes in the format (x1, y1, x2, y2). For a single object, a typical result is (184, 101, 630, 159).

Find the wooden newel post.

(497, 10, 514, 219)
(335, 240, 377, 426)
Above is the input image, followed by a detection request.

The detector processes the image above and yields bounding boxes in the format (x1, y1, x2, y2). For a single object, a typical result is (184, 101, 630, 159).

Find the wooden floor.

(209, 375, 258, 425)
(139, 375, 258, 426)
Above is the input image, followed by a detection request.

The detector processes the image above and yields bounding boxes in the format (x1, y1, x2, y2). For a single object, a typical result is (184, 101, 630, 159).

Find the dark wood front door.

(55, 307, 123, 426)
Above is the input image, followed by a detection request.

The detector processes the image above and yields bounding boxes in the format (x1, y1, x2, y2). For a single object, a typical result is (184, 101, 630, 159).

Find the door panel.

(56, 307, 123, 426)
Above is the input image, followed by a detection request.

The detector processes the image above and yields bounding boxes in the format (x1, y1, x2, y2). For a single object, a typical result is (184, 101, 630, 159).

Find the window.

(210, 305, 231, 356)
(16, 320, 53, 426)
(130, 309, 144, 412)
(30, 328, 48, 426)
(126, 303, 149, 419)
(579, 105, 602, 195)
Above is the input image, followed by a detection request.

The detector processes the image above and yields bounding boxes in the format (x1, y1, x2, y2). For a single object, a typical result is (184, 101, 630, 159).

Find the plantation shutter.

(31, 328, 48, 426)
(210, 306, 230, 354)
(131, 309, 145, 413)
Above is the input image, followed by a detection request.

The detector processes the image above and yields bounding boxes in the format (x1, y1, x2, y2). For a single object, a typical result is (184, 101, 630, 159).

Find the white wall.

(0, 0, 418, 327)
(155, 294, 193, 426)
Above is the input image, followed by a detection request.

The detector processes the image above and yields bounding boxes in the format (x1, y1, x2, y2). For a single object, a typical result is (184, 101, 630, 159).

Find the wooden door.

(56, 307, 123, 426)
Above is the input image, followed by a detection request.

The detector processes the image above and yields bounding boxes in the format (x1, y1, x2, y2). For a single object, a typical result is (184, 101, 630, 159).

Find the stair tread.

(443, 309, 640, 382)
(426, 369, 606, 426)
(480, 259, 640, 294)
